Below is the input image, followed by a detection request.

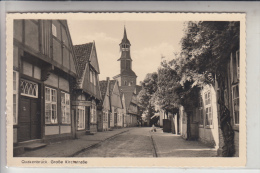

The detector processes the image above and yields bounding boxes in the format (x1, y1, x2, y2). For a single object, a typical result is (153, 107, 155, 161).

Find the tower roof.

(120, 26, 130, 45)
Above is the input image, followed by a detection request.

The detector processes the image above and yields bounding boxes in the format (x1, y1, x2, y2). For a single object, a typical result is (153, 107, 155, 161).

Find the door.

(85, 106, 90, 130)
(97, 111, 103, 132)
(114, 112, 117, 127)
(18, 97, 41, 142)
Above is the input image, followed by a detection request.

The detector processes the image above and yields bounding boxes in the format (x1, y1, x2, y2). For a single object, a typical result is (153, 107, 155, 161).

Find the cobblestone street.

(74, 127, 217, 157)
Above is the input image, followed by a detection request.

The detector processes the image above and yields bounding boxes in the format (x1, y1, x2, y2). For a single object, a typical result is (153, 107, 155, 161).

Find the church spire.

(120, 26, 130, 45)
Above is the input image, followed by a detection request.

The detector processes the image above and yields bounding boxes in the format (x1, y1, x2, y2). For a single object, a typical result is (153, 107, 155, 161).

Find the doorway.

(18, 96, 41, 142)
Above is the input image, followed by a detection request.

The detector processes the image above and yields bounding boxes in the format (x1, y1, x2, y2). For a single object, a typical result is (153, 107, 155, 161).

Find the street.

(75, 128, 155, 157)
(74, 127, 217, 157)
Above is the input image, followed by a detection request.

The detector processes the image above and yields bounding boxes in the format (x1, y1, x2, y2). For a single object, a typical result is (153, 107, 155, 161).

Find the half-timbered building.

(13, 20, 78, 149)
(73, 42, 102, 135)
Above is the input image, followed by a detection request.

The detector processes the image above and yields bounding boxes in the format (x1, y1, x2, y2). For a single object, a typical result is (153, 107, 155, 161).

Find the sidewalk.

(151, 128, 218, 157)
(17, 128, 129, 157)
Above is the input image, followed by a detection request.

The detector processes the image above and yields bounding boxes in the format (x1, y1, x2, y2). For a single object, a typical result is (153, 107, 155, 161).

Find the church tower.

(114, 26, 137, 86)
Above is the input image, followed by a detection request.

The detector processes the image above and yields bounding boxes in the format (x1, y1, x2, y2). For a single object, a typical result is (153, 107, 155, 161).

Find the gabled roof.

(109, 80, 117, 95)
(73, 42, 93, 80)
(119, 86, 136, 111)
(89, 42, 100, 74)
(99, 80, 108, 101)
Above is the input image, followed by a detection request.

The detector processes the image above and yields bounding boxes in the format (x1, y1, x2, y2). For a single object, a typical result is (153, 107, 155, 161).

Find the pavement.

(17, 128, 130, 157)
(17, 127, 218, 157)
(151, 128, 218, 157)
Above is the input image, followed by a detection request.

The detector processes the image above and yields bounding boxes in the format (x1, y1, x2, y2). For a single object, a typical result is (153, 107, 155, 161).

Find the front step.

(13, 146, 25, 156)
(14, 139, 47, 156)
(24, 143, 47, 151)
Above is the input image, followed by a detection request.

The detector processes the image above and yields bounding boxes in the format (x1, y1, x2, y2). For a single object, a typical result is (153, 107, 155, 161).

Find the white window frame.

(61, 91, 71, 124)
(45, 87, 57, 124)
(13, 71, 19, 125)
(77, 106, 85, 130)
(204, 91, 213, 128)
(20, 79, 38, 98)
(232, 84, 239, 125)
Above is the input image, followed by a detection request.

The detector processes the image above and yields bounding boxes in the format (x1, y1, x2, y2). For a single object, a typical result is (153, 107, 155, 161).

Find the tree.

(137, 72, 158, 126)
(175, 21, 239, 156)
(157, 61, 181, 116)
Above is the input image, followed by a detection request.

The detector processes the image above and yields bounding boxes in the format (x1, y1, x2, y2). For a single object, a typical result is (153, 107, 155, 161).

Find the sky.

(68, 20, 186, 84)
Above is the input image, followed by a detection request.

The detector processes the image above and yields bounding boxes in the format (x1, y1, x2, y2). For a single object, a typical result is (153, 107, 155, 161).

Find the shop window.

(232, 85, 239, 125)
(20, 79, 38, 98)
(61, 92, 70, 124)
(13, 71, 18, 125)
(45, 87, 57, 124)
(77, 106, 85, 130)
(205, 91, 212, 127)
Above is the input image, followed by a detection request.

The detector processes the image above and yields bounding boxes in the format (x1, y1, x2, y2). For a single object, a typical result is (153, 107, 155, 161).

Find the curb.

(150, 132, 159, 157)
(69, 129, 129, 157)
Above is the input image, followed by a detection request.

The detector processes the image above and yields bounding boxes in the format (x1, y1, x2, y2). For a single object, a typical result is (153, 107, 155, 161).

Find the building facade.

(73, 42, 102, 135)
(99, 79, 111, 131)
(179, 47, 240, 156)
(13, 20, 78, 145)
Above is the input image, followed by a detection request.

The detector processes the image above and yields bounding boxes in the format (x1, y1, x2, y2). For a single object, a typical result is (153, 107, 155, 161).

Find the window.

(90, 70, 93, 83)
(77, 106, 85, 130)
(236, 51, 240, 80)
(231, 50, 240, 83)
(205, 91, 212, 126)
(52, 24, 57, 37)
(61, 92, 70, 124)
(13, 71, 18, 125)
(45, 87, 57, 124)
(198, 95, 203, 126)
(90, 69, 96, 86)
(124, 81, 127, 86)
(91, 103, 96, 123)
(93, 71, 96, 86)
(232, 85, 239, 125)
(103, 111, 106, 122)
(20, 79, 38, 98)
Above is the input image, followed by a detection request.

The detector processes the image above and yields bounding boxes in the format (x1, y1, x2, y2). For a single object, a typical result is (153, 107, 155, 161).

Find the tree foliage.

(157, 61, 181, 113)
(137, 72, 158, 118)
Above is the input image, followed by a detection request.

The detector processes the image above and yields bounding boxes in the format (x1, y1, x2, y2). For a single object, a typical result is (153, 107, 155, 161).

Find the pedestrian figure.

(151, 124, 156, 132)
